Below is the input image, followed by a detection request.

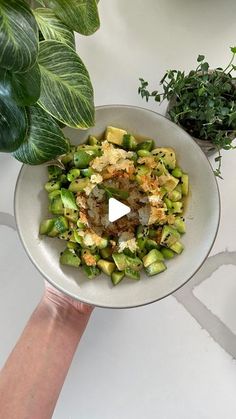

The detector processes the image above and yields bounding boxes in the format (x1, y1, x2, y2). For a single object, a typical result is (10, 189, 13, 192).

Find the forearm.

(0, 295, 92, 419)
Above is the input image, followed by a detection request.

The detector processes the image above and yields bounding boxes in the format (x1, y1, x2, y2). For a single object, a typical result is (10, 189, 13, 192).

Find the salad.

(39, 126, 189, 285)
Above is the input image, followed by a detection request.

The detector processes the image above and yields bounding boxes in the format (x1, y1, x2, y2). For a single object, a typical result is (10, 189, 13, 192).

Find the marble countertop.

(1, 1, 236, 418)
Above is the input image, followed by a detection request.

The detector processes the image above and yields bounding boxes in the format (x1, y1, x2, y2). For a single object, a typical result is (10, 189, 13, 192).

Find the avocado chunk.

(105, 126, 127, 145)
(145, 239, 160, 251)
(54, 216, 69, 234)
(137, 139, 154, 151)
(159, 174, 179, 193)
(73, 150, 94, 169)
(83, 265, 101, 279)
(125, 267, 140, 280)
(60, 249, 81, 268)
(152, 147, 176, 169)
(170, 241, 184, 254)
(172, 202, 183, 213)
(167, 189, 182, 202)
(111, 271, 125, 285)
(145, 261, 167, 276)
(39, 219, 55, 235)
(112, 253, 128, 271)
(160, 225, 180, 248)
(142, 249, 164, 268)
(44, 180, 61, 193)
(97, 259, 116, 276)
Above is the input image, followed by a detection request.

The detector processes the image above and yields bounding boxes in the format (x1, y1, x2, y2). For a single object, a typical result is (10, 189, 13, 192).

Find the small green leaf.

(11, 63, 41, 106)
(197, 55, 205, 62)
(201, 62, 209, 72)
(230, 46, 236, 54)
(34, 8, 75, 50)
(38, 40, 94, 129)
(48, 0, 100, 35)
(61, 188, 78, 210)
(0, 0, 38, 72)
(13, 105, 69, 165)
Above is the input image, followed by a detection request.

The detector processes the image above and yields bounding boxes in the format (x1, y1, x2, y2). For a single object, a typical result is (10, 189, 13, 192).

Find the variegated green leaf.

(38, 40, 94, 129)
(11, 63, 41, 106)
(34, 8, 75, 50)
(0, 0, 38, 72)
(0, 69, 28, 152)
(13, 105, 69, 165)
(48, 0, 100, 35)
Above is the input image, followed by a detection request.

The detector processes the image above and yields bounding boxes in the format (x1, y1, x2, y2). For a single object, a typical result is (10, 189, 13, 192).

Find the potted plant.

(138, 47, 236, 177)
(0, 0, 100, 165)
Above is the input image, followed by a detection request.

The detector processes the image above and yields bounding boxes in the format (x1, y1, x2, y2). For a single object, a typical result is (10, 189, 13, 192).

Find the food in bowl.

(39, 126, 189, 285)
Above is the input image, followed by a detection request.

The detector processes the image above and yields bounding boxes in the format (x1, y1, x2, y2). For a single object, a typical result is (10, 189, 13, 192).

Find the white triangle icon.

(108, 198, 131, 223)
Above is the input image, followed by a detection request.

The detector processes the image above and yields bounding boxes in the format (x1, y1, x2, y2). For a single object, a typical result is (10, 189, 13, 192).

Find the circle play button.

(108, 198, 130, 222)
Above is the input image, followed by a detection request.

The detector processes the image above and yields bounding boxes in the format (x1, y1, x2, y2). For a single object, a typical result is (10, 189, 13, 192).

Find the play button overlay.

(108, 198, 130, 222)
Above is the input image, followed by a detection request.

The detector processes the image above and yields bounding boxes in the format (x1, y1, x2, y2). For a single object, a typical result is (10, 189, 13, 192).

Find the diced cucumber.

(172, 202, 183, 213)
(123, 248, 136, 258)
(137, 139, 154, 151)
(160, 247, 175, 259)
(83, 265, 101, 279)
(181, 173, 189, 196)
(39, 219, 54, 235)
(61, 152, 73, 164)
(74, 230, 84, 245)
(67, 168, 81, 182)
(97, 237, 108, 249)
(74, 150, 95, 169)
(171, 167, 183, 178)
(145, 239, 160, 251)
(112, 253, 127, 271)
(145, 261, 166, 276)
(173, 217, 186, 234)
(45, 180, 61, 193)
(61, 188, 78, 210)
(64, 208, 79, 223)
(111, 271, 125, 285)
(125, 268, 140, 280)
(122, 134, 137, 151)
(136, 165, 151, 177)
(49, 196, 64, 215)
(54, 216, 69, 234)
(48, 189, 61, 201)
(59, 230, 74, 241)
(60, 249, 81, 268)
(161, 175, 179, 193)
(48, 166, 63, 180)
(164, 197, 172, 210)
(137, 149, 151, 157)
(148, 228, 157, 239)
(69, 178, 90, 192)
(67, 242, 79, 251)
(136, 225, 149, 239)
(167, 189, 182, 202)
(153, 161, 168, 176)
(105, 126, 127, 145)
(97, 259, 116, 276)
(77, 220, 86, 229)
(142, 249, 164, 267)
(170, 241, 184, 254)
(160, 225, 180, 248)
(137, 237, 147, 251)
(126, 256, 143, 271)
(152, 147, 176, 169)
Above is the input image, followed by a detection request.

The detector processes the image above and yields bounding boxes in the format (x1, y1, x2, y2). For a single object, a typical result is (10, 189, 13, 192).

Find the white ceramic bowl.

(14, 105, 220, 308)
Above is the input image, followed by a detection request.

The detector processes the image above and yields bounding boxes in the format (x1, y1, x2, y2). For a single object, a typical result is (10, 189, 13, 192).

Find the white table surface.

(1, 1, 236, 418)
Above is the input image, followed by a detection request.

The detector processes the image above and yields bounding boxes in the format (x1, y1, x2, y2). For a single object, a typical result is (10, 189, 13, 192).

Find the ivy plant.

(138, 47, 236, 178)
(0, 0, 100, 164)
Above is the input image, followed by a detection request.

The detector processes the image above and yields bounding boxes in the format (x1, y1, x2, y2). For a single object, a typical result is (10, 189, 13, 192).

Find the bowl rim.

(14, 104, 221, 309)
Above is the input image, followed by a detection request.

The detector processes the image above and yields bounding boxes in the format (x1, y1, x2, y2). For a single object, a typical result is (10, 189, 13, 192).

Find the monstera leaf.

(38, 40, 94, 128)
(0, 69, 28, 152)
(48, 0, 100, 35)
(13, 105, 69, 165)
(0, 0, 38, 72)
(34, 8, 75, 50)
(11, 63, 41, 106)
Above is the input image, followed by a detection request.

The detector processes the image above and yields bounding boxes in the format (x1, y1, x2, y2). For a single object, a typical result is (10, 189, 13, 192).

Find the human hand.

(44, 282, 94, 317)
